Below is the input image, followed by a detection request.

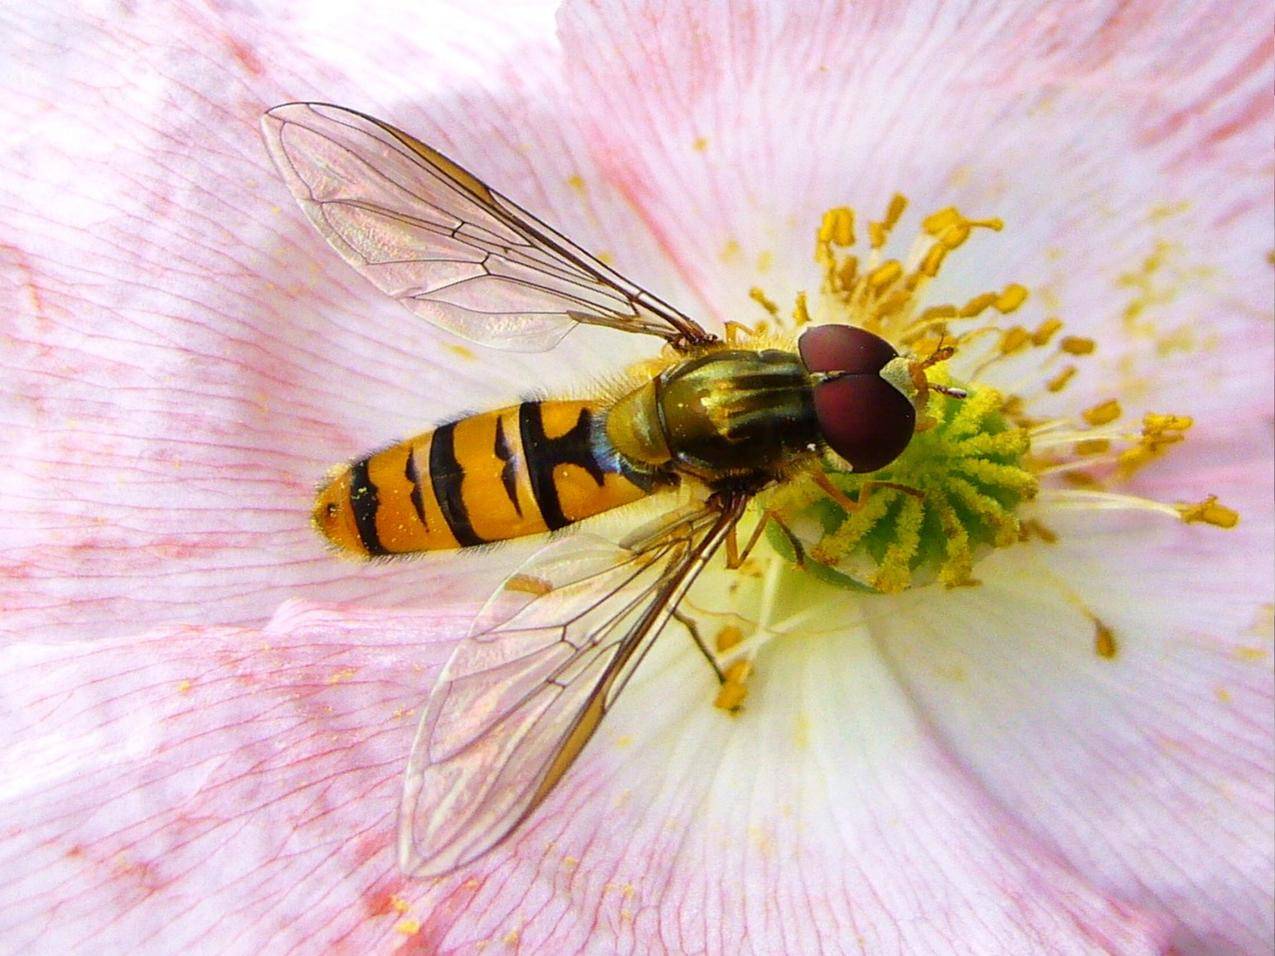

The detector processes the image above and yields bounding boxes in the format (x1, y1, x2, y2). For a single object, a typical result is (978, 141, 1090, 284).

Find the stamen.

(749, 287, 780, 317)
(749, 198, 1240, 595)
(1177, 495, 1240, 528)
(1082, 400, 1122, 426)
(1060, 336, 1096, 355)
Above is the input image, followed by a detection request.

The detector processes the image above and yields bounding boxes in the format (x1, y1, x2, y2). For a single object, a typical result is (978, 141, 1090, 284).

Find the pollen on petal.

(1093, 619, 1118, 659)
(714, 659, 752, 712)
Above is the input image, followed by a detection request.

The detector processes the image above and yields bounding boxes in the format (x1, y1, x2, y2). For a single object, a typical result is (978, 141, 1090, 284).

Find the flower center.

(740, 197, 1238, 595)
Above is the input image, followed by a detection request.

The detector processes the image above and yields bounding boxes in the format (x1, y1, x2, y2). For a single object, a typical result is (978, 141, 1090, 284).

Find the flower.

(1, 1, 1271, 954)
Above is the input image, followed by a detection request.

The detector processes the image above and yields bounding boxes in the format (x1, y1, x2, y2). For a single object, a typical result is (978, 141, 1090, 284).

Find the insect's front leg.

(726, 509, 805, 569)
(810, 470, 924, 513)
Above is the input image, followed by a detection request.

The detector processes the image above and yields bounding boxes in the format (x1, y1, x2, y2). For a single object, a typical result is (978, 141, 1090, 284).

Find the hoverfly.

(261, 103, 940, 877)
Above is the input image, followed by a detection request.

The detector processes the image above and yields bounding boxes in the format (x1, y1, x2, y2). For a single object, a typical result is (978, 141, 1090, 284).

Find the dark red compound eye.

(799, 325, 917, 473)
(798, 323, 900, 375)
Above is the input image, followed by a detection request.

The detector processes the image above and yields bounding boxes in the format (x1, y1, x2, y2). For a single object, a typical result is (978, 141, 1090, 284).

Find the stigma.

(750, 196, 1238, 594)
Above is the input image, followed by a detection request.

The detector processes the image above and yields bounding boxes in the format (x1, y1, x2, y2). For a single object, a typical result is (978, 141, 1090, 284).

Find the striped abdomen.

(314, 401, 655, 557)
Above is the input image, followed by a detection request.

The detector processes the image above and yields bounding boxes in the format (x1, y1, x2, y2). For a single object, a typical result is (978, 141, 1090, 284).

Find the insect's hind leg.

(671, 608, 726, 684)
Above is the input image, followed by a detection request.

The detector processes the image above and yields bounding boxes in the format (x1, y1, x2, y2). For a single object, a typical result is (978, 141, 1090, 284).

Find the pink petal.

(0, 603, 459, 951)
(873, 476, 1274, 953)
(0, 1, 678, 641)
(0, 602, 1172, 953)
(558, 0, 1272, 420)
(554, 1, 1274, 950)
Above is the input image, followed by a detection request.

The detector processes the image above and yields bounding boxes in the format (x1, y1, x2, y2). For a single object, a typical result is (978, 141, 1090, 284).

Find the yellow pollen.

(867, 260, 903, 291)
(1060, 336, 1096, 355)
(1177, 496, 1239, 528)
(995, 284, 1029, 312)
(998, 326, 1031, 355)
(869, 193, 908, 248)
(1046, 366, 1077, 392)
(1144, 413, 1193, 433)
(749, 286, 780, 317)
(714, 659, 752, 712)
(1031, 317, 1063, 345)
(1082, 400, 1123, 426)
(1093, 619, 1118, 659)
(507, 574, 553, 596)
(818, 207, 856, 247)
(792, 292, 811, 326)
(959, 292, 998, 317)
(1020, 519, 1058, 543)
(715, 624, 744, 653)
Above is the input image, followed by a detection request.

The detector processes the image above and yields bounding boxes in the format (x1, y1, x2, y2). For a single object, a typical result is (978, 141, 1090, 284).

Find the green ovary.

(765, 371, 1037, 593)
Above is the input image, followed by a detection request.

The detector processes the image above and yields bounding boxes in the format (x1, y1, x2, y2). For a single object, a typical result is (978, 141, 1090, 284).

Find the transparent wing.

(261, 102, 711, 351)
(399, 496, 747, 876)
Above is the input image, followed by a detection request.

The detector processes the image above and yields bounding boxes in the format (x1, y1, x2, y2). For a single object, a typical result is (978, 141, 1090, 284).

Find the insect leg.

(728, 509, 805, 569)
(811, 471, 925, 513)
(671, 608, 726, 684)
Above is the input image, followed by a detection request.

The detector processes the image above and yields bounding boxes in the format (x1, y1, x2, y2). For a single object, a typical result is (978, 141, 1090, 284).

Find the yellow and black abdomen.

(314, 401, 656, 557)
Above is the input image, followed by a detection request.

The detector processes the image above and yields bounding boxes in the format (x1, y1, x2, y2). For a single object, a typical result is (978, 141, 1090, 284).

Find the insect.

(261, 102, 945, 876)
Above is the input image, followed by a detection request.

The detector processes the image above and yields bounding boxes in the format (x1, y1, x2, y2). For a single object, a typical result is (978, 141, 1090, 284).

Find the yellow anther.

(1063, 470, 1100, 487)
(867, 260, 904, 292)
(1075, 439, 1111, 455)
(994, 283, 1029, 312)
(874, 288, 912, 321)
(749, 287, 779, 317)
(1020, 518, 1058, 543)
(1093, 620, 1118, 659)
(917, 304, 958, 324)
(1116, 445, 1156, 471)
(818, 207, 856, 247)
(715, 624, 744, 653)
(1177, 496, 1239, 529)
(1046, 366, 1077, 392)
(1082, 399, 1122, 426)
(883, 193, 908, 229)
(868, 194, 909, 249)
(922, 207, 962, 235)
(958, 292, 997, 317)
(714, 659, 753, 711)
(837, 255, 859, 290)
(792, 291, 811, 326)
(1143, 413, 1193, 434)
(1060, 336, 1096, 355)
(998, 326, 1031, 355)
(936, 223, 972, 250)
(1032, 317, 1063, 345)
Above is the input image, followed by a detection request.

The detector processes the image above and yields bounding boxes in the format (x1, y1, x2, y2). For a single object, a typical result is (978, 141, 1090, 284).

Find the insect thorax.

(606, 349, 819, 483)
